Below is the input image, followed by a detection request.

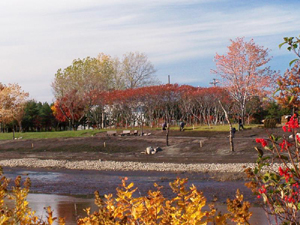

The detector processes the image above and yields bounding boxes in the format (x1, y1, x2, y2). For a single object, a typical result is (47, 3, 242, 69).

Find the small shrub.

(78, 177, 252, 224)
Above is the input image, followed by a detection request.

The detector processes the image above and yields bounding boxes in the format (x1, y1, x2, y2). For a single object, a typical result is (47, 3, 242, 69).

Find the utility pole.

(210, 78, 219, 87)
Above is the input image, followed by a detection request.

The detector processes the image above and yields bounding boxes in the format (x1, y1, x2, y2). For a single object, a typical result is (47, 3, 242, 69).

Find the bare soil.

(0, 127, 283, 205)
(0, 126, 284, 164)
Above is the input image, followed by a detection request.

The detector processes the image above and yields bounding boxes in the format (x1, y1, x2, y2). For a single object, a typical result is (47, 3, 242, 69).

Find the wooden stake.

(104, 142, 106, 147)
(32, 143, 34, 148)
(199, 141, 202, 148)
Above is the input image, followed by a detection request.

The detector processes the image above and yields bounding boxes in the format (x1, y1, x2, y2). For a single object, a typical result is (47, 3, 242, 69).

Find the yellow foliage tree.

(0, 167, 65, 224)
(78, 177, 252, 225)
(0, 83, 29, 132)
(0, 166, 252, 225)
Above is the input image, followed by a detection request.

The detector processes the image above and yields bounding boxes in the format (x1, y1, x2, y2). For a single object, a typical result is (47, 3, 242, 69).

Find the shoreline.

(0, 158, 280, 173)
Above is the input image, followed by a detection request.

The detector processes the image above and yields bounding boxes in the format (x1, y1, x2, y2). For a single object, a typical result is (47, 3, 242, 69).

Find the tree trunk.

(166, 123, 170, 146)
(228, 122, 234, 152)
(68, 119, 72, 131)
(219, 100, 234, 152)
(241, 103, 246, 125)
(18, 120, 22, 133)
(101, 112, 105, 129)
(12, 126, 15, 140)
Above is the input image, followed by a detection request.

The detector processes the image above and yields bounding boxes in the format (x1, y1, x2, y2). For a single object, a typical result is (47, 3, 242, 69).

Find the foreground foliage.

(246, 114, 300, 224)
(78, 177, 252, 225)
(0, 167, 65, 224)
(0, 168, 252, 225)
(243, 35, 300, 225)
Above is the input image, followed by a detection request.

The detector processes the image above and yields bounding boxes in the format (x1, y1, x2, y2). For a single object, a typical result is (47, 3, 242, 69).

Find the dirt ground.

(0, 126, 285, 164)
(0, 126, 285, 206)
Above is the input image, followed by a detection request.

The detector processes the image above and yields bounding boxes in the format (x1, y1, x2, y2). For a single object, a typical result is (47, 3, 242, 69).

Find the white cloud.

(0, 1, 299, 102)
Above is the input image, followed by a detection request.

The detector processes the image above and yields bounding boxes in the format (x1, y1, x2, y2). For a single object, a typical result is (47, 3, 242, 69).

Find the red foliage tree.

(52, 90, 85, 129)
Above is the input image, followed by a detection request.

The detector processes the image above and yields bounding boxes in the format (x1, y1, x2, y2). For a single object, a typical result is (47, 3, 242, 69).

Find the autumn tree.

(217, 89, 236, 151)
(0, 83, 29, 133)
(52, 52, 158, 129)
(121, 52, 159, 89)
(0, 83, 11, 131)
(212, 37, 277, 125)
(276, 62, 300, 113)
(177, 85, 197, 125)
(52, 55, 116, 129)
(52, 92, 85, 130)
(98, 84, 229, 131)
(277, 35, 300, 113)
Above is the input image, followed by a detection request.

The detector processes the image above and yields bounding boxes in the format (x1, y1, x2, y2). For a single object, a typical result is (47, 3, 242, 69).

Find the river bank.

(0, 158, 256, 172)
(0, 158, 282, 181)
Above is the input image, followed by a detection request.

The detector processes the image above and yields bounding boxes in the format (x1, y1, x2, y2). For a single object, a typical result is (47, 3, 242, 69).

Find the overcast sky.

(1, 0, 299, 103)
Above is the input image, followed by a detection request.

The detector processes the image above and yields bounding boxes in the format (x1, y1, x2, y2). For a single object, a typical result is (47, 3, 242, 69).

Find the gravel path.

(0, 158, 282, 172)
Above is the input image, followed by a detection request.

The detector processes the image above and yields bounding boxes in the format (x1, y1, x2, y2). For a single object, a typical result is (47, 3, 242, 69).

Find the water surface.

(3, 167, 269, 224)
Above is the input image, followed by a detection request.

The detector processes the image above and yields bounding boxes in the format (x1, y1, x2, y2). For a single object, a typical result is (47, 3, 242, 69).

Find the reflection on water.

(27, 194, 96, 225)
(27, 193, 269, 225)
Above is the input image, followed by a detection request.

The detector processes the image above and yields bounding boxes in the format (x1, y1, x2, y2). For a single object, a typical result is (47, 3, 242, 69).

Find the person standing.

(179, 121, 185, 131)
(162, 121, 167, 130)
(238, 117, 244, 131)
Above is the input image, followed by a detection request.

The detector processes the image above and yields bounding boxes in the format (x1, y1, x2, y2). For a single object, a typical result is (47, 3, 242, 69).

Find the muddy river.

(3, 167, 269, 224)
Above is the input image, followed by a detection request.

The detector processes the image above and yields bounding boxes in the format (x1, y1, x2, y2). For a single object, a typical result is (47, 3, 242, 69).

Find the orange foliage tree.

(0, 83, 29, 133)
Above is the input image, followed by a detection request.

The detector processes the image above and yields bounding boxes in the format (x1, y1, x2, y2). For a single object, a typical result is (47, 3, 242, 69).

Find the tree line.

(0, 39, 299, 133)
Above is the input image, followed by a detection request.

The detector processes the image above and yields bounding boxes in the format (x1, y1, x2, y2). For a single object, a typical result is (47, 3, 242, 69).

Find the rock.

(146, 147, 153, 154)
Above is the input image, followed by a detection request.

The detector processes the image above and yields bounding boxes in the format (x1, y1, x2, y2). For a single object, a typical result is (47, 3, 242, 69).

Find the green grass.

(0, 129, 104, 140)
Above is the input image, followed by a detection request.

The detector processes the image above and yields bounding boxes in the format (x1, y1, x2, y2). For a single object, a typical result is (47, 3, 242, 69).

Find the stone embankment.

(0, 158, 283, 173)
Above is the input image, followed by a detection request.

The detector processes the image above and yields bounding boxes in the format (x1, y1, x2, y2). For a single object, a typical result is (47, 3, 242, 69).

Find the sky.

(1, 0, 300, 103)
